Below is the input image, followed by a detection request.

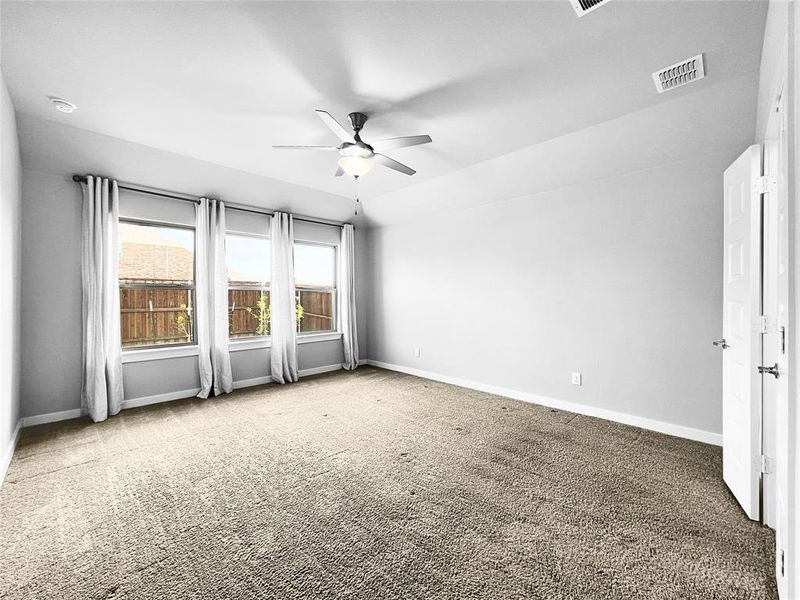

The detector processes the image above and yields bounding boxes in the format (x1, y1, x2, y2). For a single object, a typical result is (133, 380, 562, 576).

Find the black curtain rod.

(71, 175, 348, 229)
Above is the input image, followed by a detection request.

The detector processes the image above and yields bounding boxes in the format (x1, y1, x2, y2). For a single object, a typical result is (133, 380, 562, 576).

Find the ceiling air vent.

(652, 54, 705, 94)
(568, 0, 612, 17)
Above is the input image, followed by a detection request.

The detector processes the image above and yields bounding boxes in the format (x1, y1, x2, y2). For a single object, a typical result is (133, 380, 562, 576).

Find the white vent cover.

(652, 54, 705, 94)
(568, 0, 612, 17)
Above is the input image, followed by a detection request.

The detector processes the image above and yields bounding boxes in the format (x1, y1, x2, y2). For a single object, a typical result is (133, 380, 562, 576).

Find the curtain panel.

(196, 198, 233, 398)
(270, 212, 299, 384)
(338, 224, 359, 370)
(80, 176, 124, 422)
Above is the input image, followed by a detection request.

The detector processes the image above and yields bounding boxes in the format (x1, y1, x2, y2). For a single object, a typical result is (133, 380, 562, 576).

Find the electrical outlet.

(414, 347, 421, 358)
(571, 372, 582, 386)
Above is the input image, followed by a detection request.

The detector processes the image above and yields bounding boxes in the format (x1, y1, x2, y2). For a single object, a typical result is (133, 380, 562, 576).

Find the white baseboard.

(365, 360, 722, 446)
(232, 376, 273, 390)
(20, 363, 356, 429)
(22, 408, 85, 428)
(299, 364, 344, 377)
(235, 364, 350, 387)
(122, 388, 202, 410)
(1, 419, 23, 487)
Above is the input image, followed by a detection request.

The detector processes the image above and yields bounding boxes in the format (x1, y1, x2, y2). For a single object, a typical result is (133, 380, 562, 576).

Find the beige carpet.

(0, 366, 776, 599)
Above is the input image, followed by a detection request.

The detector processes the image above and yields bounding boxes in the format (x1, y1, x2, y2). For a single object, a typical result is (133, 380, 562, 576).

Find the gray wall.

(367, 152, 730, 435)
(19, 126, 369, 419)
(0, 73, 22, 459)
(364, 74, 759, 437)
(755, 0, 789, 143)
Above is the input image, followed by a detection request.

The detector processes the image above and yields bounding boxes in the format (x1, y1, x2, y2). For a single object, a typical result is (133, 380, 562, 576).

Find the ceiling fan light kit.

(338, 153, 375, 178)
(273, 109, 432, 180)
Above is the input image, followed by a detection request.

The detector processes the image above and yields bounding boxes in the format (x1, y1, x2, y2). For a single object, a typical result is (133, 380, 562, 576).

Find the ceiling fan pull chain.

(354, 178, 361, 216)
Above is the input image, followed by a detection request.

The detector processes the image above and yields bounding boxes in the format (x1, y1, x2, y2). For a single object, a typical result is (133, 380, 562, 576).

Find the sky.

(294, 243, 335, 288)
(223, 236, 335, 287)
(120, 224, 334, 287)
(227, 235, 270, 284)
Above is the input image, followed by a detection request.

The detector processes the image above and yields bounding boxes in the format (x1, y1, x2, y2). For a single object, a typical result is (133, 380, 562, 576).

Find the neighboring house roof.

(119, 239, 261, 284)
(120, 241, 193, 283)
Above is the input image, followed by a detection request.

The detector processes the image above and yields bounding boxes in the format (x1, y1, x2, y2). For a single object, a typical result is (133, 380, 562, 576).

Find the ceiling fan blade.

(272, 145, 338, 150)
(371, 135, 432, 151)
(315, 110, 355, 143)
(335, 166, 344, 177)
(374, 153, 416, 176)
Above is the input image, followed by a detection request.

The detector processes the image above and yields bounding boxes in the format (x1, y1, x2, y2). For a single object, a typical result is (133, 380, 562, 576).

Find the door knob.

(758, 363, 780, 379)
(712, 339, 729, 349)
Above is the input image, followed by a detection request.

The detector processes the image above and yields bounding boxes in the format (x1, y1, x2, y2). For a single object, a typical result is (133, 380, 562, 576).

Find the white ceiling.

(2, 1, 767, 204)
(367, 71, 760, 225)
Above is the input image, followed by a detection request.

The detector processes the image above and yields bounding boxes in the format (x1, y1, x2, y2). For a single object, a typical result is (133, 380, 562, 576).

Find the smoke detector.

(652, 55, 705, 94)
(568, 0, 612, 17)
(49, 96, 77, 113)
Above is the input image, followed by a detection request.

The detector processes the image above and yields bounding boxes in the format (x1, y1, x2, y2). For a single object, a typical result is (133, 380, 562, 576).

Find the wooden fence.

(120, 287, 334, 347)
(297, 290, 334, 333)
(229, 289, 269, 338)
(120, 287, 192, 347)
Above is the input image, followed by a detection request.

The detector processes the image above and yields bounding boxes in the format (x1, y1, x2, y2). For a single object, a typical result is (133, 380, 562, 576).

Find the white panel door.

(721, 144, 762, 521)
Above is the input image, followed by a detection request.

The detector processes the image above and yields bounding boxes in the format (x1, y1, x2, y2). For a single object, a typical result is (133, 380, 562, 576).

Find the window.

(294, 242, 336, 334)
(118, 221, 195, 348)
(227, 234, 270, 338)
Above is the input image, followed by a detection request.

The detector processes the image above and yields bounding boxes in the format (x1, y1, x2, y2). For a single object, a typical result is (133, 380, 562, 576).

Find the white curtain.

(80, 176, 124, 422)
(270, 212, 299, 384)
(338, 224, 359, 370)
(196, 198, 233, 398)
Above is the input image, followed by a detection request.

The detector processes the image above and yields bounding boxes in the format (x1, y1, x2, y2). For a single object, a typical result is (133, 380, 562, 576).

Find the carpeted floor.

(0, 366, 777, 599)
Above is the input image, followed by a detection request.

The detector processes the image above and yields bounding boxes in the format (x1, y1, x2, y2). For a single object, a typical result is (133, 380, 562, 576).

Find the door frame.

(762, 81, 792, 598)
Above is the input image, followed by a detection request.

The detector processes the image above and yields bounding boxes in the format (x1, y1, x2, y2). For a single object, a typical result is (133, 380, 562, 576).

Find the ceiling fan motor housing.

(348, 112, 368, 134)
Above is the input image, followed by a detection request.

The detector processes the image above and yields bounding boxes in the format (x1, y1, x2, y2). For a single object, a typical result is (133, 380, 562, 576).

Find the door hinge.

(781, 326, 786, 354)
(753, 175, 777, 195)
(760, 454, 774, 475)
(758, 315, 769, 334)
(781, 549, 785, 577)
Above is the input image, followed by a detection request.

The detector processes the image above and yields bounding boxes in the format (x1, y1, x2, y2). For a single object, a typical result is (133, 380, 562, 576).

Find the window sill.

(230, 332, 341, 351)
(121, 333, 343, 362)
(229, 337, 271, 352)
(297, 332, 342, 344)
(122, 345, 199, 364)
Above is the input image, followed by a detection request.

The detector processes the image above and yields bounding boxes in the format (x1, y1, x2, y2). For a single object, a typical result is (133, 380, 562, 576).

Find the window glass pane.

(229, 289, 270, 338)
(120, 288, 194, 347)
(119, 222, 195, 348)
(227, 235, 270, 286)
(294, 243, 335, 288)
(119, 222, 194, 285)
(297, 290, 334, 333)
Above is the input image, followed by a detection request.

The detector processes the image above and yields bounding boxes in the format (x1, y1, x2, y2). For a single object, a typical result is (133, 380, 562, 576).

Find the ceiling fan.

(273, 110, 432, 179)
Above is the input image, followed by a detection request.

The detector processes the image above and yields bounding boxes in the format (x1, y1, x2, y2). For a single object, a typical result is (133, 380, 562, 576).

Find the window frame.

(118, 217, 198, 352)
(226, 231, 271, 341)
(293, 240, 338, 336)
